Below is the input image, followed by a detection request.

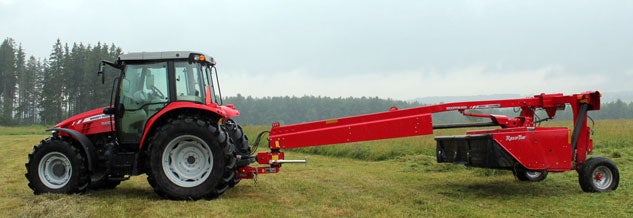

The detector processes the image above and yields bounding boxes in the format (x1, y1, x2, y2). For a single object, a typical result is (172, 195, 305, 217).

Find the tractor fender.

(138, 102, 236, 149)
(48, 128, 97, 171)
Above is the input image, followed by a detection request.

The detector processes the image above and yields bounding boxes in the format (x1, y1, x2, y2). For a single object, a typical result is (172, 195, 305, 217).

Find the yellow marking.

(272, 154, 279, 161)
(568, 129, 572, 144)
(325, 119, 338, 124)
(275, 141, 280, 148)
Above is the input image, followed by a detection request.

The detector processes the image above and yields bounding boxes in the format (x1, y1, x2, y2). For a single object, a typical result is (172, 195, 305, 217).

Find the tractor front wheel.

(146, 115, 236, 200)
(578, 156, 619, 192)
(25, 138, 90, 194)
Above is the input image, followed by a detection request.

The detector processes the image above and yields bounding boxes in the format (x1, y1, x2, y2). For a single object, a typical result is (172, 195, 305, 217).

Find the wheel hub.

(526, 171, 542, 178)
(162, 135, 214, 188)
(52, 164, 66, 177)
(187, 155, 196, 165)
(38, 151, 72, 189)
(594, 173, 603, 181)
(592, 166, 613, 189)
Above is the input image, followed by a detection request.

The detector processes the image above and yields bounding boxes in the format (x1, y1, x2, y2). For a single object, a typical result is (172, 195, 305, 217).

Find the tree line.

(0, 37, 632, 126)
(0, 38, 121, 125)
(225, 95, 633, 125)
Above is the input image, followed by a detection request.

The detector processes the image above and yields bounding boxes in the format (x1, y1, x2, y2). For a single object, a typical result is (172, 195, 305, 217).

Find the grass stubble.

(0, 120, 630, 217)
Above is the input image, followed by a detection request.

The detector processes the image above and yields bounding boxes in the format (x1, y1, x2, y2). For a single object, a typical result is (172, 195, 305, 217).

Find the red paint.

(54, 108, 113, 135)
(258, 91, 601, 175)
(138, 101, 240, 148)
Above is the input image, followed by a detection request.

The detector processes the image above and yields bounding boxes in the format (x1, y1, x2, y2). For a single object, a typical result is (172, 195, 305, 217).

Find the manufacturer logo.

(83, 114, 111, 123)
(446, 106, 467, 110)
(470, 104, 501, 109)
(446, 104, 501, 111)
(506, 135, 526, 141)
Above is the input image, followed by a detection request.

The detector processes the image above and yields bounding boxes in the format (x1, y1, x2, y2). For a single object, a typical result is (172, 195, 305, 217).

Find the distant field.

(1, 120, 631, 217)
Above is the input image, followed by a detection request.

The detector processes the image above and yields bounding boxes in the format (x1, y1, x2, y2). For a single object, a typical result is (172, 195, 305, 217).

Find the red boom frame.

(238, 91, 601, 178)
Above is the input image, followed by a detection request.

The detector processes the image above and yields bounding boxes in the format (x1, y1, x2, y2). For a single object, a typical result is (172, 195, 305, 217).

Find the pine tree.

(14, 45, 28, 123)
(0, 38, 17, 125)
(23, 56, 43, 123)
(40, 39, 65, 125)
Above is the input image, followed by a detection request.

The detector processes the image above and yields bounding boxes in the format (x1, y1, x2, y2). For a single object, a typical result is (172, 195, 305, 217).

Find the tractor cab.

(99, 51, 220, 145)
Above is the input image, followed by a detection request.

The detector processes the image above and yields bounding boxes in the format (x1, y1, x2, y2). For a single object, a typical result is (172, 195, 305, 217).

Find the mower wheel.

(514, 168, 548, 182)
(578, 156, 619, 192)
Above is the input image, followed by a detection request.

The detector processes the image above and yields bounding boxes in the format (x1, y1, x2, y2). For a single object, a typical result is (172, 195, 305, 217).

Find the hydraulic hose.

(250, 131, 270, 155)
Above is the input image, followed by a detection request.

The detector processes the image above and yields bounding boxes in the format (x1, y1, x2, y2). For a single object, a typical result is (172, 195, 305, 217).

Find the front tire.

(578, 157, 619, 192)
(25, 138, 90, 194)
(146, 115, 236, 200)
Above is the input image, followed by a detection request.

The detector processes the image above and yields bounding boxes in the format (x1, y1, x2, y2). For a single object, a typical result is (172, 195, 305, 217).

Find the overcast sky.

(1, 0, 632, 100)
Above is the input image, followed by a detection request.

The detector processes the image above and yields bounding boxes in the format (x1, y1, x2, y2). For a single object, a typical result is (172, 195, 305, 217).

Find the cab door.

(117, 61, 170, 145)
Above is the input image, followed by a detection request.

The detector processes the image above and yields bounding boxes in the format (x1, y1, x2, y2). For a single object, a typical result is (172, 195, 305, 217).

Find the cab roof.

(118, 51, 215, 65)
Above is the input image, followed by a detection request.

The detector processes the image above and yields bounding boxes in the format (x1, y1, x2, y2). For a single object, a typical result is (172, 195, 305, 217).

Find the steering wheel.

(150, 86, 166, 100)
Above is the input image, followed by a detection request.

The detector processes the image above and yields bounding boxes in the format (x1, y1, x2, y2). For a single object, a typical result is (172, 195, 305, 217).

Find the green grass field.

(1, 120, 631, 217)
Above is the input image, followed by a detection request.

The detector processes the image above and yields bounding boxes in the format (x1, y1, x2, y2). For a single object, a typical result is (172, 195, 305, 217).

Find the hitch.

(236, 151, 307, 179)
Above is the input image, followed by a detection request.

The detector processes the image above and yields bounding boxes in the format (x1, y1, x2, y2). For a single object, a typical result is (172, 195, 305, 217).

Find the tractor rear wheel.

(578, 156, 619, 192)
(25, 138, 90, 194)
(224, 122, 250, 187)
(514, 168, 548, 182)
(146, 115, 236, 200)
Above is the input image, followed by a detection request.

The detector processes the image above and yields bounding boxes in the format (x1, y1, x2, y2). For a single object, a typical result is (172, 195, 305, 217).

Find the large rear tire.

(25, 138, 90, 194)
(578, 156, 619, 192)
(224, 121, 250, 187)
(146, 115, 236, 200)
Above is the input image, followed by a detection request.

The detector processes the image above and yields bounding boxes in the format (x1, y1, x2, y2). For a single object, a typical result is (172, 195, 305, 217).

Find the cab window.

(175, 61, 205, 103)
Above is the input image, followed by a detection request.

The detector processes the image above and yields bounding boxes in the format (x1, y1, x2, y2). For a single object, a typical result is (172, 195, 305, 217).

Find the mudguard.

(48, 128, 97, 171)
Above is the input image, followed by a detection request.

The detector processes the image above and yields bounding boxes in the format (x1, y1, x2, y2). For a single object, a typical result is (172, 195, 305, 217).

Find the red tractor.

(26, 51, 619, 200)
(26, 51, 251, 200)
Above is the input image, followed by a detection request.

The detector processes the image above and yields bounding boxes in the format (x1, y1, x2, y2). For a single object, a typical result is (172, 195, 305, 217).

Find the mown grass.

(1, 120, 631, 217)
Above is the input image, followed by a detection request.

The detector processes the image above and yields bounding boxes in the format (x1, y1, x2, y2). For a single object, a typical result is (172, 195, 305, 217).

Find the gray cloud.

(1, 0, 631, 98)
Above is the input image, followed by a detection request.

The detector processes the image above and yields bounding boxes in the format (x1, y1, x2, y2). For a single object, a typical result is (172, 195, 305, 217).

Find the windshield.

(205, 65, 217, 104)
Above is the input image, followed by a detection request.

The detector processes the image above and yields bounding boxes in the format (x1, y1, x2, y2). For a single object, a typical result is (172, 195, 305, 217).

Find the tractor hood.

(54, 108, 113, 135)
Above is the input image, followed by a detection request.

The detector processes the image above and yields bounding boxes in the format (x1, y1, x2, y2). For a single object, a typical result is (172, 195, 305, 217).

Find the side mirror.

(98, 60, 122, 84)
(97, 63, 105, 84)
(103, 107, 116, 115)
